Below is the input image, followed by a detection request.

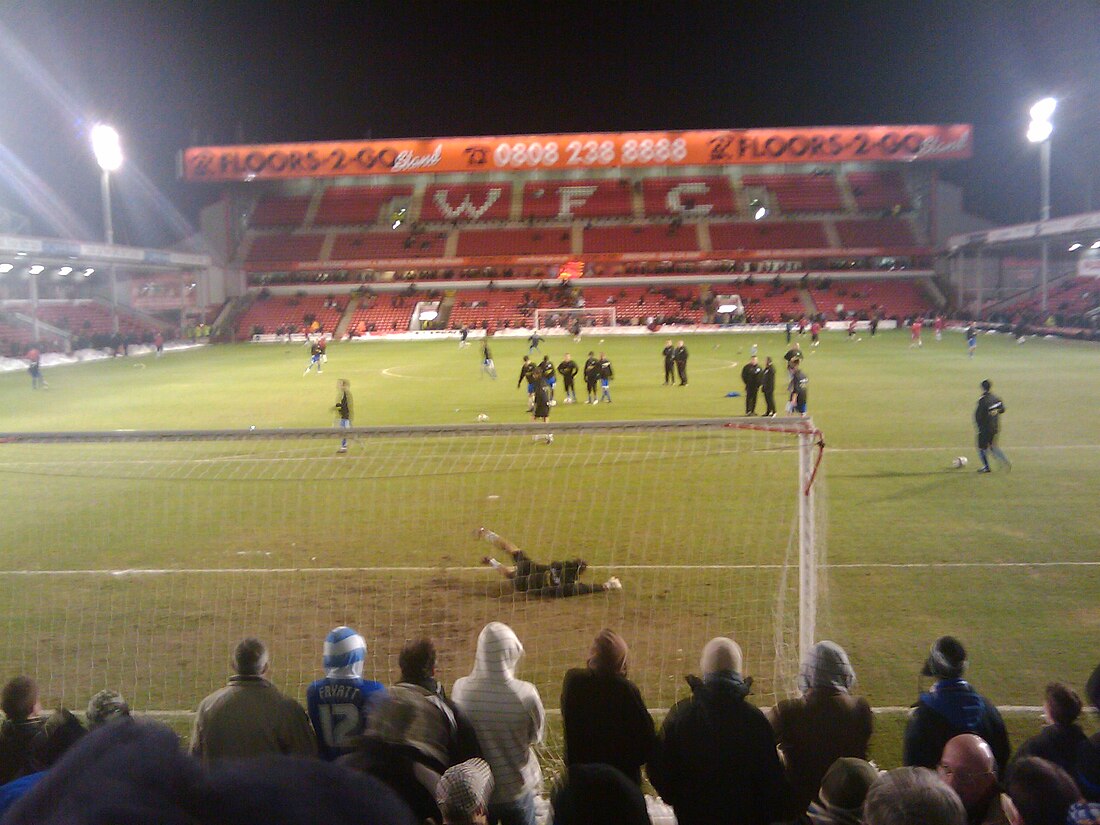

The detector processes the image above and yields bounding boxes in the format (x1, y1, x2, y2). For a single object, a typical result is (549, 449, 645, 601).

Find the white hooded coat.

(451, 622, 545, 804)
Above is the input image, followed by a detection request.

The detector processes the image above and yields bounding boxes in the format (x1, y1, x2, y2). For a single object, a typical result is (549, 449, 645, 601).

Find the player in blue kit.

(306, 626, 386, 760)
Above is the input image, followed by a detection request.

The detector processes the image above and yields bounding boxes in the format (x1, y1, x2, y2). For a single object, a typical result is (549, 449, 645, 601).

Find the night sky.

(1, 0, 1099, 248)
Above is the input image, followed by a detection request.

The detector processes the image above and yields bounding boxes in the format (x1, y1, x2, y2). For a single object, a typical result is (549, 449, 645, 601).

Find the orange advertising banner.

(182, 125, 972, 182)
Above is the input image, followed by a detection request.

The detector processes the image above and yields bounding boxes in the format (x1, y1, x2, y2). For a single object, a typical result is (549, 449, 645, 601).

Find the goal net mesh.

(0, 419, 825, 764)
(533, 305, 616, 330)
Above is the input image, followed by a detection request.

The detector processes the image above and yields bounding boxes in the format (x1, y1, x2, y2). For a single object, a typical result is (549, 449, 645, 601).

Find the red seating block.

(522, 180, 633, 219)
(422, 184, 512, 222)
(642, 177, 737, 216)
(742, 174, 844, 212)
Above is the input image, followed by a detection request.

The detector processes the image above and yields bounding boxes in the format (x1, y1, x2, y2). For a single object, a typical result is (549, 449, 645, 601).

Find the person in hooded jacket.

(648, 637, 791, 825)
(560, 629, 656, 786)
(903, 635, 1010, 777)
(451, 623, 545, 825)
(767, 641, 874, 813)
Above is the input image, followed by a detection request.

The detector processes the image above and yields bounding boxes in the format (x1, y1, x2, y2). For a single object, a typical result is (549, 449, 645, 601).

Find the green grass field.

(0, 328, 1097, 766)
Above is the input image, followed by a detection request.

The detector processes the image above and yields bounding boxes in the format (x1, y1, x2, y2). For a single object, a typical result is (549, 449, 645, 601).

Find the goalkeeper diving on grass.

(475, 527, 621, 597)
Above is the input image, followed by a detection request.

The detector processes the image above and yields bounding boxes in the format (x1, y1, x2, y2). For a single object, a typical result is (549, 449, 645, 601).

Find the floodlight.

(392, 219, 403, 230)
(1030, 97, 1057, 123)
(717, 303, 739, 313)
(28, 265, 44, 274)
(418, 309, 439, 321)
(91, 124, 123, 171)
(82, 268, 95, 277)
(0, 263, 13, 273)
(1027, 120, 1053, 143)
(57, 266, 73, 276)
(1092, 241, 1100, 250)
(1068, 243, 1082, 251)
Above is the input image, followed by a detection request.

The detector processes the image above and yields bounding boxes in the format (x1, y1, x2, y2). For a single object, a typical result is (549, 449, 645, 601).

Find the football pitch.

(0, 329, 1097, 765)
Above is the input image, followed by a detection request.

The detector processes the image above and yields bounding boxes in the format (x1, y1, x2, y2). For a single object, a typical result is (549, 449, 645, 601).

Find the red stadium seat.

(456, 228, 573, 257)
(710, 221, 829, 251)
(742, 173, 844, 212)
(314, 185, 413, 226)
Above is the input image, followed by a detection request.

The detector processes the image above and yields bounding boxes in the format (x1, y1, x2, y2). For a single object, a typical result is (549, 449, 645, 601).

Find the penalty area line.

(2, 560, 1099, 576)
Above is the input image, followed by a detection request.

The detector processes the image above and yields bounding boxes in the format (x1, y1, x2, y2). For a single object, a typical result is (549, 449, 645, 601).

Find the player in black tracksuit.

(583, 352, 600, 404)
(760, 357, 777, 417)
(532, 377, 551, 422)
(558, 354, 579, 403)
(518, 357, 538, 411)
(662, 340, 676, 385)
(673, 341, 688, 386)
(475, 528, 621, 597)
(741, 357, 763, 415)
(975, 379, 1010, 473)
(539, 356, 556, 404)
(598, 354, 614, 403)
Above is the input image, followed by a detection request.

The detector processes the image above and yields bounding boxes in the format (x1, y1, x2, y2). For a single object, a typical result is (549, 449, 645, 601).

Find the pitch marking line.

(135, 705, 1062, 719)
(2, 560, 1097, 576)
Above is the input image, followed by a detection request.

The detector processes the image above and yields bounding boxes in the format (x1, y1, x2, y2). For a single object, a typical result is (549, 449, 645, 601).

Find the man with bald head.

(936, 734, 1010, 825)
(649, 637, 791, 825)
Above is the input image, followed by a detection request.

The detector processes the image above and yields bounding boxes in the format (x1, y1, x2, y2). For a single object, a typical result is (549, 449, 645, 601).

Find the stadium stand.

(715, 283, 807, 323)
(246, 234, 325, 264)
(250, 195, 312, 228)
(235, 295, 344, 337)
(344, 295, 419, 335)
(642, 176, 738, 217)
(835, 218, 918, 249)
(741, 173, 844, 212)
(808, 279, 932, 319)
(582, 224, 698, 254)
(447, 290, 534, 329)
(422, 183, 512, 222)
(457, 228, 573, 258)
(521, 179, 633, 219)
(995, 276, 1100, 325)
(578, 285, 705, 323)
(710, 221, 829, 252)
(313, 185, 413, 226)
(330, 231, 447, 261)
(3, 300, 160, 339)
(847, 171, 911, 212)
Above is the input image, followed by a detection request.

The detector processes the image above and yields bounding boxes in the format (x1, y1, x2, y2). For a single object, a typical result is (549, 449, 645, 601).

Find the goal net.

(533, 305, 616, 330)
(0, 419, 824, 758)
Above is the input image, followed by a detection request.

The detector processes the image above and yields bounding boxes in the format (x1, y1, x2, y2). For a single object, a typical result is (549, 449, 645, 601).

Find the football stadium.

(1, 8, 1099, 821)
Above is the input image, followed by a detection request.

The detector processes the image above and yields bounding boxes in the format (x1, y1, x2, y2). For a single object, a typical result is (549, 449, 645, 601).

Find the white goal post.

(533, 305, 616, 330)
(0, 418, 825, 743)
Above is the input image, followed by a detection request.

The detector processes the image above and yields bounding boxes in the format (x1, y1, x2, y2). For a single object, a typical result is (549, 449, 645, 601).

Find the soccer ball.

(477, 413, 489, 422)
(952, 456, 968, 468)
(249, 425, 256, 432)
(545, 433, 554, 444)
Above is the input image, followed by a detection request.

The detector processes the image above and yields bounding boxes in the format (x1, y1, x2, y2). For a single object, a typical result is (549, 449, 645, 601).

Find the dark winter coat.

(903, 679, 1010, 777)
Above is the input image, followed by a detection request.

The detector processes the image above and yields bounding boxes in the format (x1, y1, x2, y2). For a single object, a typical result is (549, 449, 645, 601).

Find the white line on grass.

(137, 705, 1059, 719)
(2, 560, 1098, 576)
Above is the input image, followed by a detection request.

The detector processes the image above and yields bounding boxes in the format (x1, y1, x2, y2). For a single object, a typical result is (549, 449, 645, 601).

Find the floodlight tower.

(92, 124, 123, 334)
(1027, 98, 1056, 315)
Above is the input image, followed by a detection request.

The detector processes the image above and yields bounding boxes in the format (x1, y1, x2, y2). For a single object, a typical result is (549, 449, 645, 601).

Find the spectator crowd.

(0, 627, 1096, 825)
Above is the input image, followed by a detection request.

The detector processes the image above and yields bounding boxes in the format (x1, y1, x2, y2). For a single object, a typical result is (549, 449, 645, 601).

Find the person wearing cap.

(767, 641, 873, 813)
(975, 380, 1011, 474)
(560, 629, 656, 786)
(903, 636, 1010, 777)
(649, 637, 791, 825)
(306, 626, 386, 761)
(437, 758, 494, 825)
(191, 637, 316, 764)
(86, 690, 131, 730)
(803, 757, 879, 825)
